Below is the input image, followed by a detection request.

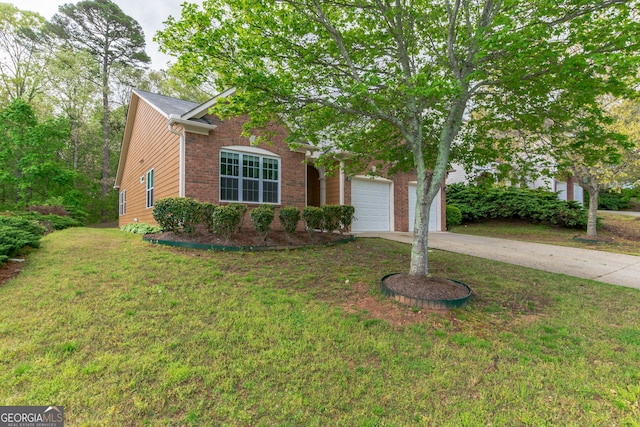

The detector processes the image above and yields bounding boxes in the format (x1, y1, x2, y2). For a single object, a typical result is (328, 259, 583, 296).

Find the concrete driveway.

(357, 232, 640, 290)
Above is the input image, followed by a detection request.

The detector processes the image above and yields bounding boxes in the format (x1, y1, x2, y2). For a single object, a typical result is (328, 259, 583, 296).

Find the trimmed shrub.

(121, 223, 162, 235)
(339, 205, 356, 235)
(228, 203, 248, 230)
(250, 205, 275, 241)
(322, 205, 343, 233)
(200, 203, 217, 233)
(212, 205, 244, 241)
(303, 206, 324, 234)
(446, 205, 462, 227)
(279, 206, 301, 240)
(152, 197, 201, 234)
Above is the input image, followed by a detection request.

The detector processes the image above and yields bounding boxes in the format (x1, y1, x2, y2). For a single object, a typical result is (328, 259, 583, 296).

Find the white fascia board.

(168, 115, 217, 135)
(183, 87, 237, 119)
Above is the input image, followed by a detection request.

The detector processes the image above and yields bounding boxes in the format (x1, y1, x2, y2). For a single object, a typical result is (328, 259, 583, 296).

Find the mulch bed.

(145, 226, 347, 248)
(384, 274, 471, 300)
(0, 260, 24, 287)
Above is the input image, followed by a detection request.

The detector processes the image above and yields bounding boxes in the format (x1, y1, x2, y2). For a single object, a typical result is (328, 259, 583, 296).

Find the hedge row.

(446, 183, 589, 228)
(151, 197, 355, 241)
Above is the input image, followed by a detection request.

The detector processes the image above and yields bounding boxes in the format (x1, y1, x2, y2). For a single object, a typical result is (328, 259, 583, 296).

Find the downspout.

(167, 118, 185, 197)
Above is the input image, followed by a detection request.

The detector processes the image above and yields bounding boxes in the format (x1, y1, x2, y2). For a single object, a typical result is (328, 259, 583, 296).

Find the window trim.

(146, 168, 154, 209)
(119, 190, 126, 216)
(219, 149, 281, 204)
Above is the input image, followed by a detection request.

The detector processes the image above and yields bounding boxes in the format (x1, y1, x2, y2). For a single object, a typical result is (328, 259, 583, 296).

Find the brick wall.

(184, 115, 307, 231)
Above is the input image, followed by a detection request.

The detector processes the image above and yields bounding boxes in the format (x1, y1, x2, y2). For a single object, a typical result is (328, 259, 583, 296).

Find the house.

(114, 89, 446, 232)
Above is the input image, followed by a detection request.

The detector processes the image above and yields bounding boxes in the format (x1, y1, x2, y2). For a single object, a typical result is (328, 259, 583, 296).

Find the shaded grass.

(450, 213, 640, 255)
(1, 227, 639, 425)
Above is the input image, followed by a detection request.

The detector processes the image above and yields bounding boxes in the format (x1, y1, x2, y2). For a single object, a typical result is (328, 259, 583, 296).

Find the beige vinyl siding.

(325, 175, 341, 205)
(118, 99, 181, 226)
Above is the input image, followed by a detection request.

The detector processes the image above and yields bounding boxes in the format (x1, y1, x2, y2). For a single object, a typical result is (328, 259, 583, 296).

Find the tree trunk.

(586, 185, 599, 238)
(101, 68, 110, 197)
(409, 161, 432, 276)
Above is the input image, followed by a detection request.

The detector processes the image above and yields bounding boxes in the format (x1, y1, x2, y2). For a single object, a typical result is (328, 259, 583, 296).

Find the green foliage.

(16, 211, 81, 231)
(200, 203, 217, 233)
(278, 206, 301, 237)
(447, 184, 589, 229)
(339, 205, 356, 235)
(446, 205, 462, 227)
(152, 197, 201, 234)
(0, 98, 74, 208)
(302, 206, 324, 234)
(26, 205, 69, 217)
(321, 205, 343, 234)
(120, 223, 162, 235)
(0, 215, 46, 237)
(0, 215, 44, 264)
(206, 204, 245, 241)
(227, 203, 248, 230)
(250, 205, 275, 241)
(586, 189, 632, 211)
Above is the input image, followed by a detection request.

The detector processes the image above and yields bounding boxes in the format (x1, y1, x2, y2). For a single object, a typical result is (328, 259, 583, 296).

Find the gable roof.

(134, 89, 201, 117)
(115, 89, 228, 189)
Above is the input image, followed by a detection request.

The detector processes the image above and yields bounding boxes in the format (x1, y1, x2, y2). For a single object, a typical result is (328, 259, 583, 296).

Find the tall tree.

(49, 0, 150, 207)
(158, 0, 639, 278)
(0, 3, 48, 105)
(0, 98, 73, 207)
(45, 48, 99, 171)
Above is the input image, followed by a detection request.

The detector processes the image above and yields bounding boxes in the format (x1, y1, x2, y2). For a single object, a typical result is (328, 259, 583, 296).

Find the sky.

(15, 0, 198, 70)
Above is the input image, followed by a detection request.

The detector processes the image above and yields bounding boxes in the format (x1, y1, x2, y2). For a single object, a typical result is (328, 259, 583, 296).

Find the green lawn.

(1, 227, 640, 425)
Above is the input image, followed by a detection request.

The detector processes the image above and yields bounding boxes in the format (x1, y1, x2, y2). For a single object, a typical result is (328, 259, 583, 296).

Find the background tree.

(0, 3, 49, 106)
(141, 66, 214, 103)
(0, 98, 74, 207)
(608, 98, 640, 187)
(158, 0, 639, 278)
(49, 0, 150, 216)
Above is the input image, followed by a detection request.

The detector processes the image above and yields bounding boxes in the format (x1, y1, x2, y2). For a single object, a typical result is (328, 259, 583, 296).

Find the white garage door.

(351, 179, 391, 232)
(408, 184, 441, 232)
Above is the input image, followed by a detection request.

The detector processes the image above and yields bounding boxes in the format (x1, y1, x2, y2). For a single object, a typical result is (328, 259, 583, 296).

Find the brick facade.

(182, 115, 307, 231)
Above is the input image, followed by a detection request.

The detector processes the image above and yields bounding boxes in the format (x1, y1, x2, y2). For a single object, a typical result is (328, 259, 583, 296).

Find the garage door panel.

(352, 179, 391, 232)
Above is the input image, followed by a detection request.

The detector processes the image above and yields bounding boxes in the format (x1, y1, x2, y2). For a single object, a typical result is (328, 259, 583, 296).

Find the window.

(220, 150, 280, 203)
(119, 190, 126, 216)
(146, 168, 154, 208)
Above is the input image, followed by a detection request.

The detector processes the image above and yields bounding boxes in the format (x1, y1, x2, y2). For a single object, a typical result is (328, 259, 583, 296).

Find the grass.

(449, 212, 640, 256)
(1, 227, 639, 425)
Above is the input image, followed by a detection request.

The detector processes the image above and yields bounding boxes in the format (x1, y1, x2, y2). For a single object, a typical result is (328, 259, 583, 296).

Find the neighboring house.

(114, 89, 446, 232)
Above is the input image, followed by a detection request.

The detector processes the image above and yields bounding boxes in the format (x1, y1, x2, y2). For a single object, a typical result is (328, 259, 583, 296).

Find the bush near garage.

(446, 183, 589, 228)
(585, 189, 633, 211)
